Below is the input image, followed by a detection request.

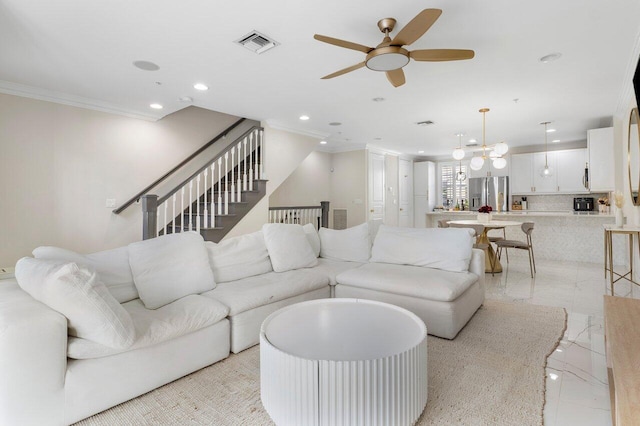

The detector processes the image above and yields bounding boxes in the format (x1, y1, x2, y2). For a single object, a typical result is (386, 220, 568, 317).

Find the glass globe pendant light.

(454, 133, 467, 181)
(540, 121, 553, 177)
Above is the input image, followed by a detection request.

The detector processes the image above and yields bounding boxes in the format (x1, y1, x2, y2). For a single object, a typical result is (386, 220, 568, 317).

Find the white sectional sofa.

(0, 223, 484, 425)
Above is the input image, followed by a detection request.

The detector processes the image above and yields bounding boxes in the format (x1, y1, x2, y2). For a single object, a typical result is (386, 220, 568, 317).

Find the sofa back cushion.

(370, 225, 473, 272)
(319, 222, 371, 262)
(303, 223, 321, 257)
(128, 232, 215, 309)
(205, 231, 273, 283)
(14, 257, 136, 349)
(32, 245, 137, 303)
(262, 223, 318, 272)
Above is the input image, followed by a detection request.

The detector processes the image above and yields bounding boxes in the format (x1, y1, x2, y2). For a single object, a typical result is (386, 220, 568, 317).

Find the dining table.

(447, 219, 524, 273)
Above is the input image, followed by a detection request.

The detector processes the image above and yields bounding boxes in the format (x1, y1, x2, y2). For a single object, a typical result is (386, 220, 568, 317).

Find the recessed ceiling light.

(469, 138, 477, 143)
(299, 115, 310, 121)
(329, 122, 342, 126)
(546, 128, 556, 133)
(149, 103, 163, 110)
(539, 53, 562, 63)
(372, 97, 385, 102)
(320, 140, 327, 145)
(418, 150, 425, 154)
(193, 83, 209, 91)
(552, 139, 560, 143)
(133, 60, 160, 71)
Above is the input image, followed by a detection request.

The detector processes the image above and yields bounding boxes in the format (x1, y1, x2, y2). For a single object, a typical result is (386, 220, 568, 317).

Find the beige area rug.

(75, 300, 566, 426)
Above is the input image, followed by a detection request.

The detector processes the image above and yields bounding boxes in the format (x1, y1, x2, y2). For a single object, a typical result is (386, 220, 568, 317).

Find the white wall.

(269, 151, 331, 207)
(0, 93, 241, 265)
(330, 150, 367, 228)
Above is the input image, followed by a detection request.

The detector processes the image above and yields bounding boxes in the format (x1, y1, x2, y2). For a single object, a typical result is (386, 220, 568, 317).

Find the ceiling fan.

(314, 9, 475, 87)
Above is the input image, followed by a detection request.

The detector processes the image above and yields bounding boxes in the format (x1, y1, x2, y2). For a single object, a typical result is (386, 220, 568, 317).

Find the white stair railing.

(151, 126, 263, 238)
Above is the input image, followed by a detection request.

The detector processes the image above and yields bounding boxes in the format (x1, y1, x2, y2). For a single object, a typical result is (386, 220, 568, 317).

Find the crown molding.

(0, 80, 163, 121)
(263, 120, 330, 140)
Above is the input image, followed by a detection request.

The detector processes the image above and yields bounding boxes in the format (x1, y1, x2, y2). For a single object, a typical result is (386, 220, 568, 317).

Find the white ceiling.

(1, 0, 640, 157)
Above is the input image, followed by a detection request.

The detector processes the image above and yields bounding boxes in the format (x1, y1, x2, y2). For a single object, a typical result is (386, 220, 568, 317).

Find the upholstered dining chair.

(448, 223, 495, 275)
(495, 222, 536, 278)
(437, 219, 449, 228)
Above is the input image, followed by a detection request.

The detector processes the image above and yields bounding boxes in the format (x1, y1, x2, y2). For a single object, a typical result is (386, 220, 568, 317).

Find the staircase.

(139, 125, 266, 242)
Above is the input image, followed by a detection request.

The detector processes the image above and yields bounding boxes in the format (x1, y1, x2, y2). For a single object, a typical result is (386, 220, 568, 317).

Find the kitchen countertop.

(427, 210, 614, 218)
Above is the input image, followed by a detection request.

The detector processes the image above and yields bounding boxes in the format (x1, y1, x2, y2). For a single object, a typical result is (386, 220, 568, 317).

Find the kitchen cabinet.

(510, 154, 534, 194)
(588, 127, 614, 192)
(556, 149, 589, 193)
(510, 148, 589, 195)
(467, 158, 508, 178)
(532, 151, 558, 193)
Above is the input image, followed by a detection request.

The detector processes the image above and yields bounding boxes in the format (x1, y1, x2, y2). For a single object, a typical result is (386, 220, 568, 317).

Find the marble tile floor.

(484, 256, 639, 426)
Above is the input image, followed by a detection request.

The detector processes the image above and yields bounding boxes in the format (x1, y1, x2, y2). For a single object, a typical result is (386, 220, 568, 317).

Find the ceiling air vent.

(416, 120, 435, 126)
(235, 31, 279, 54)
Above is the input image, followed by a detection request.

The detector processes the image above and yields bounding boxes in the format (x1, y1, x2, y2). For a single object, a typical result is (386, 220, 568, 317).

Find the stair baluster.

(224, 152, 229, 216)
(249, 133, 254, 191)
(203, 168, 209, 228)
(236, 142, 242, 202)
(196, 175, 201, 232)
(210, 163, 215, 228)
(230, 149, 236, 203)
(188, 181, 193, 232)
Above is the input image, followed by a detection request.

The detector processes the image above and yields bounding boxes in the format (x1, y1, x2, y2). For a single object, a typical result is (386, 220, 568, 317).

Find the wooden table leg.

(478, 229, 502, 273)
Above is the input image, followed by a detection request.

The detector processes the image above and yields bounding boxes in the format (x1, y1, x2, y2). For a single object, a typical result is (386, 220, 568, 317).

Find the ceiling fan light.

(493, 157, 507, 169)
(494, 142, 509, 156)
(365, 47, 410, 71)
(470, 156, 484, 171)
(452, 148, 465, 160)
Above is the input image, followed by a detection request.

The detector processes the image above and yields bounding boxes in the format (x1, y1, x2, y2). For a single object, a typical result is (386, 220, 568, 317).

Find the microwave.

(574, 197, 594, 212)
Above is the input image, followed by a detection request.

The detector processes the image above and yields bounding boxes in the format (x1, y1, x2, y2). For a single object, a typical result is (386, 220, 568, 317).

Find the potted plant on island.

(477, 205, 493, 223)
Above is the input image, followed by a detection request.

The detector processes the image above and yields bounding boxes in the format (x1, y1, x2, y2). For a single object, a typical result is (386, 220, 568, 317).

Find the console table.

(604, 296, 640, 425)
(260, 298, 428, 426)
(603, 224, 640, 295)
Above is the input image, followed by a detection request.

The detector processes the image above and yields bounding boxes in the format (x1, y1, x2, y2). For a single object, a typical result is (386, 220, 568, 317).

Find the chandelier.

(466, 108, 509, 170)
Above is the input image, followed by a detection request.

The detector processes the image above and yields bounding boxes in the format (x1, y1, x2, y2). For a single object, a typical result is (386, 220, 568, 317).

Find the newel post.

(141, 194, 158, 240)
(320, 201, 330, 229)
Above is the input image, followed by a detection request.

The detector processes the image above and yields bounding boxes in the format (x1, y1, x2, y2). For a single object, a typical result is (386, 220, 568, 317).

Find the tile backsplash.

(512, 193, 609, 211)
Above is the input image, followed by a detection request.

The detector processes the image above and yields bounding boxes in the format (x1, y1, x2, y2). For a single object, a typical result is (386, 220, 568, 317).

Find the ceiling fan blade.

(410, 49, 475, 61)
(391, 9, 442, 47)
(386, 69, 406, 87)
(321, 62, 366, 79)
(314, 34, 373, 53)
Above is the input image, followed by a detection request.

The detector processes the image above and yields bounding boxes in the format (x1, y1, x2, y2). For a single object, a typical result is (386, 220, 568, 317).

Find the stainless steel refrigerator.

(468, 176, 509, 212)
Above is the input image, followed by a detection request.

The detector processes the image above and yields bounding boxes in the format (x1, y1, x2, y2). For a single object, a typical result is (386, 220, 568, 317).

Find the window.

(439, 162, 468, 209)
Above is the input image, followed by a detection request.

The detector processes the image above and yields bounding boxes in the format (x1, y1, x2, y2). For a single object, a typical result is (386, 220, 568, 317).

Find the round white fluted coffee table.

(260, 298, 428, 426)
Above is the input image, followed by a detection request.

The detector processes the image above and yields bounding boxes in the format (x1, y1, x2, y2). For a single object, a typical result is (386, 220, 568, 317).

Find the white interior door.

(399, 159, 413, 227)
(368, 152, 385, 222)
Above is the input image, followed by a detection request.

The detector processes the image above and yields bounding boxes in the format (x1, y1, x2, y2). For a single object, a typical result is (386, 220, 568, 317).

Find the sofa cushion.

(32, 245, 137, 303)
(15, 258, 136, 349)
(303, 223, 321, 257)
(201, 269, 329, 316)
(319, 222, 370, 262)
(313, 258, 366, 285)
(128, 232, 216, 309)
(370, 225, 473, 272)
(335, 262, 478, 302)
(67, 295, 228, 359)
(205, 231, 272, 283)
(262, 224, 318, 272)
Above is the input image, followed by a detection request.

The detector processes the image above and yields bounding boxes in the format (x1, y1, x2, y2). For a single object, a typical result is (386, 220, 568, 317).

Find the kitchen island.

(426, 210, 621, 265)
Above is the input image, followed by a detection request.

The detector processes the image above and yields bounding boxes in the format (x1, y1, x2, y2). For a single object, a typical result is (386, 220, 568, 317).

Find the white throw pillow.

(128, 232, 216, 309)
(319, 222, 371, 262)
(262, 223, 318, 272)
(303, 223, 321, 257)
(14, 257, 136, 349)
(370, 225, 473, 272)
(205, 231, 273, 283)
(32, 245, 137, 303)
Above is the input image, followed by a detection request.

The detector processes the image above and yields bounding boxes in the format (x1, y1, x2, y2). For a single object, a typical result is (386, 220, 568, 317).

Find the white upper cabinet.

(588, 127, 614, 192)
(510, 149, 589, 195)
(556, 149, 589, 193)
(511, 154, 534, 194)
(467, 157, 508, 178)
